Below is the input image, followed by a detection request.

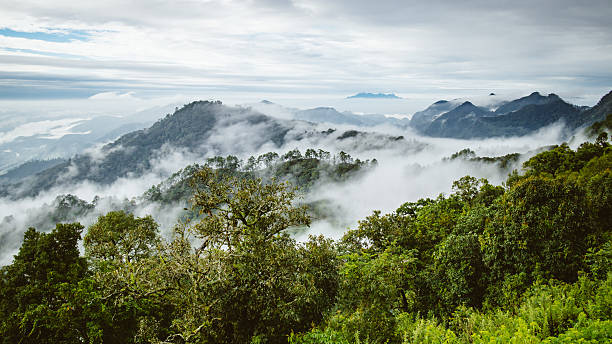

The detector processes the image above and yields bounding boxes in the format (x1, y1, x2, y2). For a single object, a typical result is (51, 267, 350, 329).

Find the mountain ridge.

(0, 101, 419, 199)
(346, 92, 401, 99)
(416, 91, 609, 139)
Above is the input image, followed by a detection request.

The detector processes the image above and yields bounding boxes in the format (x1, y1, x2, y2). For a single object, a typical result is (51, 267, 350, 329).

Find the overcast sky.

(0, 0, 611, 115)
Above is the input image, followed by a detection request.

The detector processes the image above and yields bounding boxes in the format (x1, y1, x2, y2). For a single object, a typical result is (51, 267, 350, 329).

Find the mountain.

(346, 92, 401, 99)
(423, 102, 496, 138)
(0, 101, 421, 199)
(294, 107, 364, 126)
(0, 158, 66, 184)
(413, 92, 610, 139)
(252, 91, 611, 140)
(249, 101, 410, 128)
(480, 97, 582, 137)
(572, 90, 612, 128)
(423, 97, 582, 139)
(294, 107, 406, 127)
(4, 91, 608, 197)
(409, 100, 461, 132)
(493, 92, 560, 114)
(3, 101, 289, 197)
(0, 103, 176, 174)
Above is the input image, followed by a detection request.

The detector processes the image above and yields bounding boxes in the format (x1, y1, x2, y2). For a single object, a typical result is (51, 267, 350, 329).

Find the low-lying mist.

(0, 109, 570, 265)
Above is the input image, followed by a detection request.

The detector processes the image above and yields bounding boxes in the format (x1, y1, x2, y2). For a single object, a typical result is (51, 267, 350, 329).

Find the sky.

(0, 0, 611, 116)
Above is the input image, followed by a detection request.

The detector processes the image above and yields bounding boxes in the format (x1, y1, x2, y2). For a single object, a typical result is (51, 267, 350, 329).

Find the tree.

(84, 212, 172, 343)
(317, 149, 331, 161)
(434, 232, 486, 309)
(337, 151, 353, 164)
(84, 210, 160, 263)
(452, 175, 481, 203)
(257, 151, 279, 168)
(0, 224, 91, 343)
(333, 247, 417, 344)
(304, 148, 318, 159)
(189, 167, 310, 249)
(482, 176, 592, 304)
(522, 143, 574, 176)
(282, 148, 303, 161)
(129, 167, 338, 343)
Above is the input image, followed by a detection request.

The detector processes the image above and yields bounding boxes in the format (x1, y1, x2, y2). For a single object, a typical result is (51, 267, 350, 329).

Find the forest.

(0, 133, 610, 343)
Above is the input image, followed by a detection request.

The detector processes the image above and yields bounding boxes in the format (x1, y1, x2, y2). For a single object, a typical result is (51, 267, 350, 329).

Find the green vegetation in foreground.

(0, 138, 611, 343)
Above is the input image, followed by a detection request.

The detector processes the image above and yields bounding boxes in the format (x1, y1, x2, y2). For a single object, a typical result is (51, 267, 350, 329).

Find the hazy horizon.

(1, 0, 611, 121)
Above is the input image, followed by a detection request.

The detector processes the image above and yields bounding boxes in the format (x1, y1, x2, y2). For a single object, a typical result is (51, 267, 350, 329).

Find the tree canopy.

(1, 138, 611, 343)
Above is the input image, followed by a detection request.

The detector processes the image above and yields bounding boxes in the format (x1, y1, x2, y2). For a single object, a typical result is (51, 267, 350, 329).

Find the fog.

(0, 102, 571, 265)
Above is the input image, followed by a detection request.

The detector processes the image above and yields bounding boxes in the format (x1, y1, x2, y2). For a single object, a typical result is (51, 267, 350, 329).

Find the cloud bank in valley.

(0, 103, 570, 264)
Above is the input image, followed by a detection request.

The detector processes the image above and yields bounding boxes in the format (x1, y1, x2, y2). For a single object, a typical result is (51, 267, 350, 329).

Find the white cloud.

(0, 1, 609, 113)
(88, 91, 138, 100)
(0, 118, 87, 144)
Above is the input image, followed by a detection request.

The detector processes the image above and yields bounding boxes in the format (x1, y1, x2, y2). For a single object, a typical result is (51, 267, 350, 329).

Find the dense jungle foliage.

(0, 136, 610, 343)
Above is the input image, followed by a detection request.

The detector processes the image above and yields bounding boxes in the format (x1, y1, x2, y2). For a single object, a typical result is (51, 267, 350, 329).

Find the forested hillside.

(1, 134, 610, 343)
(0, 101, 419, 200)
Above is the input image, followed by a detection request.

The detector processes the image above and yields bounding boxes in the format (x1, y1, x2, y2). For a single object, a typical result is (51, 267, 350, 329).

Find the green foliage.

(523, 140, 609, 178)
(333, 247, 417, 343)
(84, 210, 160, 263)
(396, 315, 459, 344)
(434, 231, 486, 309)
(452, 175, 481, 203)
(288, 327, 352, 344)
(448, 149, 521, 170)
(586, 242, 612, 280)
(2, 139, 611, 343)
(482, 175, 592, 289)
(523, 143, 576, 176)
(141, 149, 374, 207)
(83, 211, 169, 343)
(92, 168, 340, 343)
(542, 319, 612, 344)
(587, 113, 612, 137)
(0, 224, 90, 343)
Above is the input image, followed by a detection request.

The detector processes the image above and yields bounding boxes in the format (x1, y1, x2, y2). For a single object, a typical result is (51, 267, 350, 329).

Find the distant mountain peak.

(260, 100, 274, 104)
(346, 92, 401, 99)
(458, 101, 476, 107)
(573, 89, 612, 128)
(309, 106, 337, 112)
(434, 100, 448, 104)
(493, 91, 561, 115)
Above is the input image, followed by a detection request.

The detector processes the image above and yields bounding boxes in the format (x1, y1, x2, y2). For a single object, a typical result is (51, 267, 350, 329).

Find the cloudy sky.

(1, 0, 611, 114)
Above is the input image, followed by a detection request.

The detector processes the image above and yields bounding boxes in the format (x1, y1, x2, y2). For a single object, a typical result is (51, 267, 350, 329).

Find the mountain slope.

(0, 158, 66, 184)
(294, 107, 365, 126)
(0, 104, 175, 174)
(409, 100, 461, 132)
(291, 106, 407, 127)
(572, 90, 612, 128)
(481, 98, 582, 136)
(0, 101, 289, 198)
(418, 92, 596, 139)
(423, 102, 495, 138)
(494, 92, 560, 114)
(0, 101, 420, 199)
